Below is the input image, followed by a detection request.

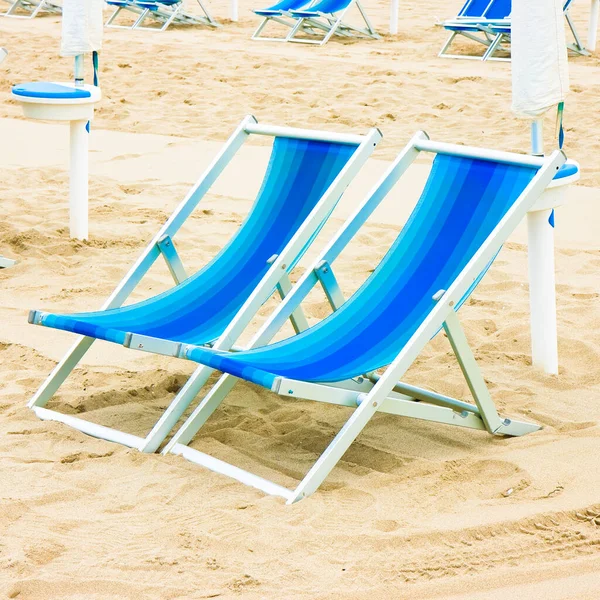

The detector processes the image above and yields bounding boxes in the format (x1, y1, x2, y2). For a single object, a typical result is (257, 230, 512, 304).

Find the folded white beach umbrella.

(511, 0, 570, 375)
(61, 0, 103, 57)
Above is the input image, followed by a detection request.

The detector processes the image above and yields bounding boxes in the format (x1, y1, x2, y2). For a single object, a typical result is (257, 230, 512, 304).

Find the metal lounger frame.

(106, 0, 218, 30)
(285, 0, 379, 45)
(163, 133, 566, 503)
(251, 0, 318, 43)
(28, 115, 381, 454)
(1, 0, 61, 18)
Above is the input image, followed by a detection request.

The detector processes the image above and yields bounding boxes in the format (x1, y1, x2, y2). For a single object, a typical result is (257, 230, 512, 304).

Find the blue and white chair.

(1, 0, 61, 17)
(252, 0, 313, 42)
(158, 135, 569, 503)
(105, 0, 218, 30)
(285, 0, 379, 45)
(438, 0, 511, 59)
(27, 116, 381, 453)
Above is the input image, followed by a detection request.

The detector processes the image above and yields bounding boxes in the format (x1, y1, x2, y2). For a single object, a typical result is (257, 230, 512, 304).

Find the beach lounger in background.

(1, 0, 61, 18)
(286, 0, 379, 45)
(438, 0, 511, 59)
(480, 0, 588, 60)
(106, 0, 217, 31)
(27, 116, 381, 453)
(252, 0, 313, 42)
(162, 135, 566, 503)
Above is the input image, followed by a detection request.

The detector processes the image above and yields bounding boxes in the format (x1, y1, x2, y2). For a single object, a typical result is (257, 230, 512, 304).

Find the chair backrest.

(307, 0, 353, 15)
(67, 136, 360, 346)
(484, 0, 511, 20)
(234, 153, 541, 384)
(458, 0, 493, 18)
(260, 0, 311, 11)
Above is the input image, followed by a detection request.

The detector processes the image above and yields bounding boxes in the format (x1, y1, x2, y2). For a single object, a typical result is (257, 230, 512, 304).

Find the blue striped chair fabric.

(35, 137, 359, 347)
(184, 154, 540, 388)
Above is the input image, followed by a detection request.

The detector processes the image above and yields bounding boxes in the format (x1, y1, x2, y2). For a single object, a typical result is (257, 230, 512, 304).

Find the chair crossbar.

(169, 444, 295, 501)
(33, 407, 146, 448)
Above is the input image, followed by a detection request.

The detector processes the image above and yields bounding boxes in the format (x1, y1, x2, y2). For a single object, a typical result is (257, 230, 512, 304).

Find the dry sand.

(1, 1, 600, 598)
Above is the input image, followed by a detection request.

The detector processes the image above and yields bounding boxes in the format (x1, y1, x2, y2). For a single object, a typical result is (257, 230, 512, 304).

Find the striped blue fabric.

(186, 154, 539, 389)
(37, 137, 359, 346)
(254, 0, 309, 15)
(292, 0, 352, 16)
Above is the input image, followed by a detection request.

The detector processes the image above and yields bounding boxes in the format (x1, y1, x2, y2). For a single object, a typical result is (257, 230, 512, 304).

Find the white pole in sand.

(526, 119, 558, 375)
(589, 0, 599, 51)
(389, 0, 398, 34)
(69, 54, 89, 241)
(230, 0, 238, 21)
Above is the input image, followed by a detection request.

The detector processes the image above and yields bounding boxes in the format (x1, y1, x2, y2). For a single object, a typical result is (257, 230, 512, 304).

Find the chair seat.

(12, 82, 91, 100)
(254, 8, 284, 15)
(290, 9, 321, 17)
(106, 0, 131, 5)
(444, 24, 484, 32)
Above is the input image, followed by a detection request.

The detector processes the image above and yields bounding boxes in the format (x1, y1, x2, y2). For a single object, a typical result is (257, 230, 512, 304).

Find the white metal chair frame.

(105, 0, 218, 30)
(28, 115, 381, 455)
(286, 0, 379, 45)
(162, 134, 566, 504)
(1, 0, 61, 18)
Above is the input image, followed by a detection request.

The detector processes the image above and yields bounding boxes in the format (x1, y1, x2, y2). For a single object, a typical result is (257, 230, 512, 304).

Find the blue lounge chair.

(252, 0, 313, 42)
(105, 0, 218, 30)
(27, 116, 381, 452)
(438, 0, 511, 59)
(1, 0, 61, 18)
(286, 0, 379, 45)
(480, 0, 588, 61)
(161, 134, 568, 503)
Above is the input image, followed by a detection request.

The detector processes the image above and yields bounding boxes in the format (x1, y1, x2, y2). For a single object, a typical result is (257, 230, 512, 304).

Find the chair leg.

(442, 311, 504, 434)
(438, 31, 458, 57)
(287, 382, 382, 503)
(195, 0, 218, 26)
(355, 0, 378, 37)
(139, 364, 217, 453)
(565, 11, 589, 55)
(160, 5, 181, 31)
(28, 336, 96, 409)
(286, 17, 306, 41)
(162, 373, 239, 452)
(132, 7, 151, 29)
(482, 32, 505, 61)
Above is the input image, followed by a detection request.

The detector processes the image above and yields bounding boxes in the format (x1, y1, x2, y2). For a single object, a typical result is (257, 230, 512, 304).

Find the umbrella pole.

(390, 0, 398, 34)
(527, 119, 558, 374)
(589, 0, 599, 51)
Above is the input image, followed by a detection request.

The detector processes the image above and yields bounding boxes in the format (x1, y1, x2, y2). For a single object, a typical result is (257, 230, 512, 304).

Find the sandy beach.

(1, 1, 600, 598)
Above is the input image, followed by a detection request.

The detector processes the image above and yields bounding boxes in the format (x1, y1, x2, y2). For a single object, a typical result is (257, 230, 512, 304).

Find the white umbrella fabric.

(512, 0, 569, 375)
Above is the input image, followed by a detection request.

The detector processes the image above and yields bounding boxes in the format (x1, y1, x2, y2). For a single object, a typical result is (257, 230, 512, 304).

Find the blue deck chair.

(438, 0, 511, 59)
(159, 134, 568, 503)
(106, 0, 218, 30)
(27, 116, 381, 453)
(252, 0, 314, 42)
(1, 0, 60, 17)
(286, 0, 379, 45)
(480, 0, 588, 61)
